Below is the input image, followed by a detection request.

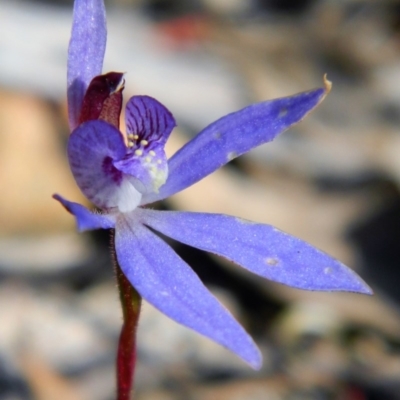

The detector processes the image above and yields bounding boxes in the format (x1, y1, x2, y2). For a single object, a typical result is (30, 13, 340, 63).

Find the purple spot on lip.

(103, 156, 123, 184)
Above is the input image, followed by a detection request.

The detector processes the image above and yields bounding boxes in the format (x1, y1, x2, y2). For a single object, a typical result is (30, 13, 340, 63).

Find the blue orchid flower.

(54, 0, 371, 369)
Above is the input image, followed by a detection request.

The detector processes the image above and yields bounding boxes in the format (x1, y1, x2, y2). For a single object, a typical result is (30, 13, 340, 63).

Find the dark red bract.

(79, 72, 124, 128)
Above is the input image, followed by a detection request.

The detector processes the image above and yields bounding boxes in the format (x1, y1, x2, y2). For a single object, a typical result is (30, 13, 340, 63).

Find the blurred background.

(1, 0, 400, 399)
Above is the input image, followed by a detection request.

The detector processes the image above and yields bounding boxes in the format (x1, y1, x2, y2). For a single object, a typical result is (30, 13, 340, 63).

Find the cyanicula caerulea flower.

(54, 0, 372, 369)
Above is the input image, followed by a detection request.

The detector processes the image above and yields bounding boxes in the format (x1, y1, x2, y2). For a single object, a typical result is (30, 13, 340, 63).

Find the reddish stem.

(115, 255, 142, 400)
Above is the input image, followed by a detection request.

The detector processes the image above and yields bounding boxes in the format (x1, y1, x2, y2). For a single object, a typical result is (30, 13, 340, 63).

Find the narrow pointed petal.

(53, 194, 115, 231)
(115, 215, 262, 368)
(114, 96, 176, 194)
(68, 120, 142, 212)
(143, 81, 330, 205)
(68, 0, 107, 130)
(140, 210, 372, 294)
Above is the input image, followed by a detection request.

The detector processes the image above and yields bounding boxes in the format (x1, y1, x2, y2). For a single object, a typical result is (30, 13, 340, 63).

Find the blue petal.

(125, 96, 176, 146)
(115, 214, 262, 369)
(53, 194, 115, 231)
(143, 83, 330, 205)
(68, 0, 107, 130)
(114, 96, 176, 194)
(68, 120, 143, 212)
(140, 210, 372, 294)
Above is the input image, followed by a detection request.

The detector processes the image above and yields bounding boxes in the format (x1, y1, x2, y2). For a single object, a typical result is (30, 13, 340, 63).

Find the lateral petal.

(68, 0, 107, 130)
(143, 82, 330, 204)
(140, 210, 372, 294)
(53, 194, 115, 231)
(68, 120, 142, 212)
(115, 214, 262, 369)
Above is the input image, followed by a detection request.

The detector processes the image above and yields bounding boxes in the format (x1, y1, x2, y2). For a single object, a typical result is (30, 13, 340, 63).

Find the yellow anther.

(127, 142, 134, 148)
(145, 156, 151, 163)
(140, 139, 149, 146)
(133, 134, 139, 140)
(149, 150, 156, 157)
(135, 149, 143, 156)
(127, 134, 135, 140)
